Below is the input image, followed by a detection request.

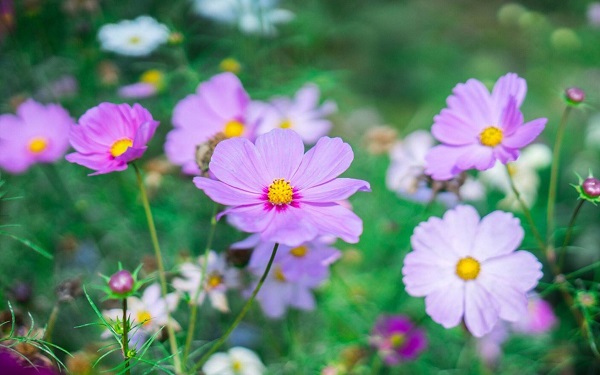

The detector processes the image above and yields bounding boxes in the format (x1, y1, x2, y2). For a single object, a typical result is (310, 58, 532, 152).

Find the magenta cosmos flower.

(369, 315, 427, 365)
(0, 99, 73, 173)
(425, 73, 547, 181)
(65, 102, 159, 175)
(193, 129, 370, 246)
(402, 205, 543, 337)
(165, 72, 256, 175)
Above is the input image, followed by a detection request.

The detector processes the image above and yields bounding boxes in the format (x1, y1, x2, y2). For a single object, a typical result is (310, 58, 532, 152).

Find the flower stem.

(546, 106, 572, 254)
(132, 163, 182, 374)
(192, 242, 280, 372)
(504, 165, 546, 252)
(558, 199, 585, 271)
(183, 203, 219, 365)
(122, 298, 132, 375)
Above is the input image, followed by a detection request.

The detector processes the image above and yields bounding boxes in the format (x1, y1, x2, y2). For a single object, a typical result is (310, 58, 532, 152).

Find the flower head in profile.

(402, 205, 543, 337)
(369, 315, 427, 365)
(98, 16, 169, 57)
(165, 72, 255, 175)
(254, 84, 337, 144)
(193, 129, 370, 247)
(65, 102, 159, 175)
(203, 347, 265, 375)
(172, 251, 239, 313)
(425, 73, 547, 181)
(0, 99, 73, 173)
(118, 69, 165, 99)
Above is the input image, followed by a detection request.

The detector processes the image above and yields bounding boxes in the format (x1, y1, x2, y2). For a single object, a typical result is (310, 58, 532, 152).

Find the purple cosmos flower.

(424, 73, 547, 181)
(402, 205, 543, 337)
(165, 72, 256, 175)
(65, 102, 159, 175)
(0, 99, 73, 174)
(512, 294, 557, 334)
(369, 315, 427, 365)
(193, 129, 370, 246)
(253, 83, 337, 144)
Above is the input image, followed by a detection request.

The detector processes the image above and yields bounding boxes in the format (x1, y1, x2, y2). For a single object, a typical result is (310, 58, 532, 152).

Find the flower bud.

(108, 270, 134, 294)
(583, 177, 600, 198)
(565, 87, 585, 105)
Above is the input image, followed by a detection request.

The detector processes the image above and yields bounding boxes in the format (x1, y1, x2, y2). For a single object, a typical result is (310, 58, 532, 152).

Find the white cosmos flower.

(102, 283, 180, 335)
(192, 0, 294, 36)
(479, 144, 551, 211)
(203, 347, 266, 375)
(98, 16, 169, 56)
(172, 251, 239, 313)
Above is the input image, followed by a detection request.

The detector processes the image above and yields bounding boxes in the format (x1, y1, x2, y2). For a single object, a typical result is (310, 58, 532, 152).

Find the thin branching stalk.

(42, 304, 59, 343)
(132, 163, 182, 373)
(546, 106, 572, 252)
(122, 298, 132, 375)
(183, 203, 219, 365)
(192, 243, 280, 372)
(558, 199, 585, 271)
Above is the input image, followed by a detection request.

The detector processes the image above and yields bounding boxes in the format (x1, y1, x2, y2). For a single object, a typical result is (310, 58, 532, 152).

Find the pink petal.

(289, 284, 316, 311)
(301, 203, 363, 244)
(479, 277, 528, 322)
(446, 79, 494, 130)
(255, 129, 304, 180)
(492, 145, 519, 164)
(294, 84, 320, 112)
(291, 136, 353, 189)
(193, 176, 262, 205)
(471, 210, 524, 260)
(491, 73, 527, 118)
(220, 204, 275, 233)
(259, 206, 319, 247)
(481, 251, 542, 291)
(424, 279, 465, 329)
(464, 282, 500, 337)
(300, 178, 370, 202)
(455, 144, 495, 171)
(163, 127, 204, 175)
(432, 109, 480, 146)
(441, 205, 480, 256)
(502, 118, 547, 149)
(403, 250, 456, 296)
(498, 96, 524, 136)
(172, 93, 223, 134)
(198, 72, 249, 121)
(424, 144, 465, 181)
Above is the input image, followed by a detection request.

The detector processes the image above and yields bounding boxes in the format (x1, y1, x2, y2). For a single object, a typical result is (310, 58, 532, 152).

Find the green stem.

(558, 199, 585, 271)
(192, 243, 280, 372)
(547, 106, 572, 250)
(183, 203, 219, 365)
(504, 165, 546, 252)
(42, 304, 59, 342)
(122, 298, 132, 375)
(132, 164, 182, 374)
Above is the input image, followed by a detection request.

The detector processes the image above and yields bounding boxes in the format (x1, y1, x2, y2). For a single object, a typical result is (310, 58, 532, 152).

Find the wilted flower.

(0, 99, 73, 173)
(98, 16, 169, 57)
(364, 125, 398, 155)
(193, 0, 294, 36)
(165, 72, 255, 175)
(65, 102, 159, 175)
(402, 205, 543, 337)
(253, 84, 337, 144)
(425, 73, 547, 181)
(203, 347, 266, 375)
(479, 143, 551, 211)
(370, 315, 427, 365)
(172, 251, 239, 313)
(193, 129, 370, 246)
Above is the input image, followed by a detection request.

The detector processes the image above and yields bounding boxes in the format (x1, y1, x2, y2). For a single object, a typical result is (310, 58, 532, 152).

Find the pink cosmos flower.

(193, 129, 370, 246)
(253, 83, 336, 144)
(369, 315, 427, 365)
(165, 72, 256, 175)
(0, 99, 73, 173)
(65, 102, 159, 175)
(402, 205, 543, 337)
(425, 73, 547, 181)
(512, 294, 557, 334)
(118, 82, 158, 99)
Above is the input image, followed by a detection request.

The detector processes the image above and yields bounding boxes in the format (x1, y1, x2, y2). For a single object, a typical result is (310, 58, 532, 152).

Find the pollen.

(290, 245, 308, 258)
(479, 127, 503, 147)
(110, 138, 133, 157)
(28, 137, 48, 154)
(456, 256, 481, 281)
(137, 310, 152, 326)
(390, 333, 406, 348)
(267, 178, 293, 205)
(224, 120, 244, 138)
(206, 273, 223, 289)
(279, 119, 292, 129)
(232, 359, 242, 371)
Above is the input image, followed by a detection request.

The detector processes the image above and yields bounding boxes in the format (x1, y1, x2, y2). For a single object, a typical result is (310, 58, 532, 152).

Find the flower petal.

(193, 176, 262, 205)
(403, 250, 457, 296)
(301, 202, 363, 244)
(491, 73, 527, 118)
(455, 144, 495, 171)
(481, 251, 542, 291)
(424, 144, 465, 181)
(292, 136, 354, 189)
(260, 206, 319, 246)
(255, 129, 304, 180)
(464, 282, 500, 337)
(300, 178, 371, 202)
(502, 118, 547, 149)
(424, 279, 465, 329)
(446, 79, 493, 130)
(471, 210, 523, 260)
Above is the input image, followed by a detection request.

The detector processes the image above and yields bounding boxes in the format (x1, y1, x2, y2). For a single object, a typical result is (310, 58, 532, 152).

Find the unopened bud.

(108, 270, 134, 294)
(565, 87, 585, 105)
(583, 177, 600, 198)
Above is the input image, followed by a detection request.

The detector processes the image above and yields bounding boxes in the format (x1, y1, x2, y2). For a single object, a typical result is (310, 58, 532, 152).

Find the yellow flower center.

(290, 245, 308, 258)
(274, 266, 286, 282)
(479, 126, 503, 147)
(279, 119, 292, 129)
(206, 273, 223, 289)
(110, 138, 133, 157)
(232, 359, 242, 372)
(456, 257, 481, 280)
(267, 178, 293, 205)
(389, 333, 406, 348)
(137, 310, 152, 326)
(129, 36, 141, 45)
(224, 120, 245, 138)
(219, 58, 242, 74)
(140, 69, 164, 89)
(28, 137, 48, 154)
